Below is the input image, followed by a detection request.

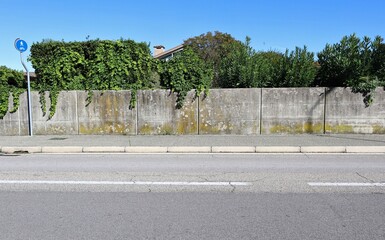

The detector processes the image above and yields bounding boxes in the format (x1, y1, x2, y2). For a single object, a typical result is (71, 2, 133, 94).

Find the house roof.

(154, 44, 184, 59)
(23, 72, 37, 78)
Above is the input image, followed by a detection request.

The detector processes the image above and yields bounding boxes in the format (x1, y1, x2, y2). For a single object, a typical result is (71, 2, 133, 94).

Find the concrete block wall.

(325, 88, 385, 134)
(33, 91, 79, 135)
(78, 91, 136, 135)
(199, 89, 260, 134)
(0, 91, 79, 135)
(0, 88, 384, 135)
(261, 88, 325, 134)
(0, 95, 21, 135)
(137, 90, 198, 135)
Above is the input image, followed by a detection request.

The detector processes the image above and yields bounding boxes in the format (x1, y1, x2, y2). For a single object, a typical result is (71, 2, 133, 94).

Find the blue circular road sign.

(14, 38, 28, 52)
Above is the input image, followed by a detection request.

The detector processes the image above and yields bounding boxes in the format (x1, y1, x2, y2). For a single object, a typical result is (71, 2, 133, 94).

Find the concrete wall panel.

(137, 90, 198, 135)
(261, 88, 325, 134)
(21, 91, 46, 135)
(44, 91, 78, 134)
(77, 91, 136, 135)
(19, 91, 79, 135)
(199, 89, 260, 135)
(1, 87, 385, 136)
(0, 94, 21, 136)
(325, 88, 385, 133)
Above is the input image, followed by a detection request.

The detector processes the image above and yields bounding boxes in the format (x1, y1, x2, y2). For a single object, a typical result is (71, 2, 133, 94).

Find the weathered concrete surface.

(199, 89, 260, 135)
(1, 91, 79, 135)
(78, 91, 136, 135)
(137, 90, 198, 135)
(261, 88, 325, 134)
(325, 88, 385, 134)
(32, 91, 78, 135)
(0, 94, 21, 136)
(2, 88, 385, 136)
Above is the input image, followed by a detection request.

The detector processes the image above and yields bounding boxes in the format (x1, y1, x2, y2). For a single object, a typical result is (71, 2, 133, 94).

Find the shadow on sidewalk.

(317, 134, 385, 144)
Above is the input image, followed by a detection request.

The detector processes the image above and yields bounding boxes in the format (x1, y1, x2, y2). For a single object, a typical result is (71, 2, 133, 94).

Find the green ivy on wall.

(29, 38, 159, 118)
(160, 47, 212, 108)
(0, 66, 25, 119)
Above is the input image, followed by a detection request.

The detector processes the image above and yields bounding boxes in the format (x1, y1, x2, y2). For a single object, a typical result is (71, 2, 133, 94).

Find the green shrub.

(281, 46, 318, 87)
(317, 34, 385, 106)
(218, 38, 316, 88)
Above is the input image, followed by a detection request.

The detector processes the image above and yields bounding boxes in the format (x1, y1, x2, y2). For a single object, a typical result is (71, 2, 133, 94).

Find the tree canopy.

(316, 34, 385, 105)
(184, 31, 242, 87)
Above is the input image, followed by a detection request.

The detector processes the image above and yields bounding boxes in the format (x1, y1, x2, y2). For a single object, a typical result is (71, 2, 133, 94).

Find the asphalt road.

(0, 153, 384, 239)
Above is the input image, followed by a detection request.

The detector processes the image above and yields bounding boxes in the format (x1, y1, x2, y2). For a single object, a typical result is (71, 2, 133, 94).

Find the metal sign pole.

(15, 38, 33, 136)
(20, 53, 33, 136)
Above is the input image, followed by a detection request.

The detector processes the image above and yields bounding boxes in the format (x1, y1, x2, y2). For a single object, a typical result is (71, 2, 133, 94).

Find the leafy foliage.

(316, 34, 385, 106)
(218, 37, 316, 88)
(218, 37, 279, 88)
(0, 66, 25, 119)
(184, 31, 241, 87)
(29, 39, 157, 118)
(160, 47, 213, 108)
(280, 46, 318, 87)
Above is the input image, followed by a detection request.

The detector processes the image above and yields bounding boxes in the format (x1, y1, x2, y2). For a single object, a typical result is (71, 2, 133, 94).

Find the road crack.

(229, 182, 236, 193)
(356, 172, 374, 183)
(197, 176, 209, 182)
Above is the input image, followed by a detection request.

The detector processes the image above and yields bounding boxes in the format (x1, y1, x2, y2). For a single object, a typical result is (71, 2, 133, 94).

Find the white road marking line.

(308, 182, 385, 187)
(0, 180, 251, 186)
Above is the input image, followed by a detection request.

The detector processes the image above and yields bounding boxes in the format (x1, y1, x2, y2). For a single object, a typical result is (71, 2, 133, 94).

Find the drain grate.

(49, 137, 67, 141)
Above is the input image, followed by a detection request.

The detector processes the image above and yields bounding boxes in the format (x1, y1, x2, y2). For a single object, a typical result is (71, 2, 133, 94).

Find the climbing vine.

(29, 39, 158, 118)
(160, 47, 212, 108)
(0, 66, 25, 119)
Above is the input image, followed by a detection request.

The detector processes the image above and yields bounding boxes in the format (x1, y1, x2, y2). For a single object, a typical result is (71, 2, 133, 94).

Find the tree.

(184, 31, 241, 87)
(316, 34, 385, 106)
(218, 37, 284, 88)
(371, 37, 385, 81)
(281, 46, 318, 87)
(218, 38, 317, 88)
(316, 34, 364, 87)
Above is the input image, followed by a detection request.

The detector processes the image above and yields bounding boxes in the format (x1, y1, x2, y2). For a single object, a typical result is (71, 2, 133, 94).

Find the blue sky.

(1, 0, 385, 71)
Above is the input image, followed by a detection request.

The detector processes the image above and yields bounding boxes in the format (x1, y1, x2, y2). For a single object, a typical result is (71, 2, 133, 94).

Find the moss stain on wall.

(324, 124, 354, 133)
(79, 122, 129, 134)
(269, 122, 324, 134)
(373, 125, 385, 134)
(138, 124, 153, 135)
(176, 108, 197, 134)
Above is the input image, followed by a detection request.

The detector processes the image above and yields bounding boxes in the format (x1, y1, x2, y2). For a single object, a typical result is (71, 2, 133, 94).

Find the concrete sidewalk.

(1, 134, 385, 154)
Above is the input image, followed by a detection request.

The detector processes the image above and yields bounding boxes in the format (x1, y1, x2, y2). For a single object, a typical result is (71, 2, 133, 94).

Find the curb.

(300, 146, 346, 153)
(1, 146, 385, 154)
(1, 146, 42, 154)
(167, 146, 211, 153)
(212, 146, 255, 153)
(125, 146, 168, 153)
(83, 146, 125, 153)
(41, 146, 83, 153)
(346, 146, 385, 153)
(256, 146, 300, 153)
